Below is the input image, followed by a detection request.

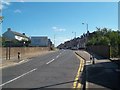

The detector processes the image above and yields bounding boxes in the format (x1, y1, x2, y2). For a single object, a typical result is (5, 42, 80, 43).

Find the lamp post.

(72, 32, 76, 39)
(82, 23, 88, 32)
(82, 23, 89, 71)
(82, 22, 89, 49)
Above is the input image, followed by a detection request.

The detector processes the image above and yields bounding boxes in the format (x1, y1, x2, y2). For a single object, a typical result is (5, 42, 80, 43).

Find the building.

(57, 43, 64, 49)
(2, 28, 30, 47)
(48, 39, 52, 47)
(30, 36, 49, 47)
(57, 31, 90, 50)
(3, 28, 29, 41)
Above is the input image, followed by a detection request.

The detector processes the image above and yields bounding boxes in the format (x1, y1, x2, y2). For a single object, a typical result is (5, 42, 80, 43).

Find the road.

(1, 50, 81, 89)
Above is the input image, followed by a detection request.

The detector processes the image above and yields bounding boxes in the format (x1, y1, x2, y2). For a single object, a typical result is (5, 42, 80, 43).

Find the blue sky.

(2, 2, 118, 46)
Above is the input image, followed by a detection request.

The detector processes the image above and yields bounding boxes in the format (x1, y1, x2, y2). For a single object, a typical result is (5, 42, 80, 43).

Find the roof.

(11, 30, 29, 39)
(30, 36, 48, 38)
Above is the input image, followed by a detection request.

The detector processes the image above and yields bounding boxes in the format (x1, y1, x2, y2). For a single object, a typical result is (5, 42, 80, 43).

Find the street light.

(82, 23, 88, 32)
(72, 32, 76, 39)
(82, 22, 89, 49)
(82, 22, 89, 68)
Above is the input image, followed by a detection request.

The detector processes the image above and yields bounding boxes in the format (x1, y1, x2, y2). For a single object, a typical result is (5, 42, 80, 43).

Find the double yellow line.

(73, 53, 85, 89)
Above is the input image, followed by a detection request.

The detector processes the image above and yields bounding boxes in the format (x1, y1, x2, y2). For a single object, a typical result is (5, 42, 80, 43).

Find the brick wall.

(87, 45, 110, 58)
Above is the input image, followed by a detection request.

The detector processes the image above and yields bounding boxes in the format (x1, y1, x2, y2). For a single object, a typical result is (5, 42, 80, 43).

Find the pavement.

(1, 50, 81, 89)
(75, 50, 120, 90)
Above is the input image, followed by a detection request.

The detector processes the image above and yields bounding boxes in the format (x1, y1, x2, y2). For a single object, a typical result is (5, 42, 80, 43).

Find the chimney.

(23, 33, 25, 35)
(8, 28, 11, 31)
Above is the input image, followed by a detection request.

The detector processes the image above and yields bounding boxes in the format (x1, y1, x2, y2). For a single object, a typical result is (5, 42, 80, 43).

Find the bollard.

(92, 56, 95, 64)
(18, 52, 20, 60)
(90, 55, 92, 63)
(92, 60, 95, 64)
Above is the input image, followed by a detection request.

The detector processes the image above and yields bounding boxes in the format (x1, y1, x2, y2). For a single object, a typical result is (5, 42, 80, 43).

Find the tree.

(86, 28, 119, 57)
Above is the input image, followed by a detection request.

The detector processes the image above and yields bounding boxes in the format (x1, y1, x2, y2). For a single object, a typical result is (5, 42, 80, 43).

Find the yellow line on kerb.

(73, 53, 84, 89)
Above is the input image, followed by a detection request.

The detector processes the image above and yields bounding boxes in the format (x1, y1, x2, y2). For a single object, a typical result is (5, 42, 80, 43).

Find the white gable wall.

(15, 35, 29, 41)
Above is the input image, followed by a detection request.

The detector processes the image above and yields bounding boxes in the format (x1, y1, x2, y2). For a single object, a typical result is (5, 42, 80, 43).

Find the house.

(3, 28, 29, 41)
(30, 36, 49, 47)
(57, 31, 90, 50)
(2, 28, 30, 47)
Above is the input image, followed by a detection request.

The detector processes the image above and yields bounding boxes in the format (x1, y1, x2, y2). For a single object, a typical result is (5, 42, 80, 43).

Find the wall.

(87, 45, 110, 58)
(0, 47, 50, 61)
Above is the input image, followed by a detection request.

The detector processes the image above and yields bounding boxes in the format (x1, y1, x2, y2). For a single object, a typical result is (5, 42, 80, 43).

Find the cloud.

(0, 5, 3, 11)
(52, 26, 57, 30)
(19, 0, 25, 2)
(1, 0, 10, 5)
(0, 0, 10, 11)
(14, 9, 22, 13)
(52, 26, 66, 32)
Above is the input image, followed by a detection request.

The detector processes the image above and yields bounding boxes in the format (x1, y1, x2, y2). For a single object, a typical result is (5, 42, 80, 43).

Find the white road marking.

(46, 59, 55, 64)
(0, 68, 37, 87)
(47, 59, 54, 64)
(46, 53, 61, 64)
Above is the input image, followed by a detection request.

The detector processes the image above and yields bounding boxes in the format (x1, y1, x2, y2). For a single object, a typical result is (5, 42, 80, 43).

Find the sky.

(1, 1, 118, 46)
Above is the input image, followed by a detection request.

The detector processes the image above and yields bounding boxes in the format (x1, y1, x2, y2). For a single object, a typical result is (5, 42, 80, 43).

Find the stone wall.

(0, 47, 50, 60)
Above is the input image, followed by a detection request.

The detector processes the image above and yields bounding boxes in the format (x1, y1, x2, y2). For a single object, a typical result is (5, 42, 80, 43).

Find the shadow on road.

(28, 80, 78, 90)
(110, 59, 120, 69)
(85, 61, 120, 90)
(79, 66, 86, 90)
